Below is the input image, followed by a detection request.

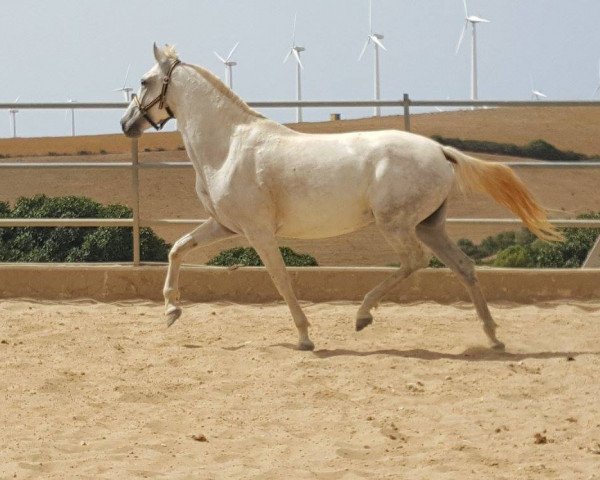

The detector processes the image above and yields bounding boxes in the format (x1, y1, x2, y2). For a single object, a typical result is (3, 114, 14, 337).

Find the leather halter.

(133, 59, 180, 130)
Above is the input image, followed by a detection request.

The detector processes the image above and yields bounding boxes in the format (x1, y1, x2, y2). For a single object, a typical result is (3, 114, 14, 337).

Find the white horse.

(121, 44, 561, 351)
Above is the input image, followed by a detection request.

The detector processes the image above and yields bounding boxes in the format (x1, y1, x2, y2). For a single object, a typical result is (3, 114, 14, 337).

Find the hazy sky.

(3, 0, 600, 138)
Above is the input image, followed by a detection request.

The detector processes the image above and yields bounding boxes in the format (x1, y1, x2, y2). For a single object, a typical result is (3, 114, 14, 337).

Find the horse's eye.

(141, 80, 147, 87)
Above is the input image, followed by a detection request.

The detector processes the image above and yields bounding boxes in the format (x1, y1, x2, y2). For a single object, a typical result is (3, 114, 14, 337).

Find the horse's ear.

(153, 42, 170, 74)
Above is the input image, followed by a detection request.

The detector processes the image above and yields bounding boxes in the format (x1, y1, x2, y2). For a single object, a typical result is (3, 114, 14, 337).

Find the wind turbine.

(214, 42, 239, 89)
(530, 75, 547, 101)
(358, 0, 387, 116)
(593, 59, 600, 98)
(8, 96, 19, 138)
(455, 0, 490, 101)
(283, 14, 305, 123)
(66, 98, 76, 136)
(114, 64, 133, 101)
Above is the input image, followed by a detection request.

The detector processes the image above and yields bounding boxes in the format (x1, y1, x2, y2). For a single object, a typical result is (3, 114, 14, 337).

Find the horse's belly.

(275, 201, 373, 239)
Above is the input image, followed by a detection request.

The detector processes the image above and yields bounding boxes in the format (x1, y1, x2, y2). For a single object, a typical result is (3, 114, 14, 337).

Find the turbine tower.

(8, 96, 19, 138)
(530, 75, 547, 101)
(66, 98, 76, 136)
(358, 0, 387, 116)
(283, 14, 305, 123)
(455, 0, 490, 101)
(214, 42, 239, 89)
(114, 64, 133, 101)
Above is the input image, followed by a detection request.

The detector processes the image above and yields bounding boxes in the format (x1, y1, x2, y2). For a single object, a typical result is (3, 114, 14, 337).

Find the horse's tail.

(441, 145, 563, 241)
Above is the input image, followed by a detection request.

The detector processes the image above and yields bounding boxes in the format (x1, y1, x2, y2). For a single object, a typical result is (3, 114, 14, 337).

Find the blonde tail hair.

(441, 146, 563, 242)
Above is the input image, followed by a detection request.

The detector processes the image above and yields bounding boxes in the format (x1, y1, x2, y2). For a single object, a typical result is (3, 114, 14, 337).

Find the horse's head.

(121, 44, 181, 138)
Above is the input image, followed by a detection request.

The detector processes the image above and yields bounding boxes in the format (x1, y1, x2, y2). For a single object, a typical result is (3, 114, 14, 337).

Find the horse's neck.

(170, 66, 261, 173)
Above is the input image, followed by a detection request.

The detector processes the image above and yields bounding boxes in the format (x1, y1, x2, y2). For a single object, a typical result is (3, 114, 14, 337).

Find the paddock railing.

(1, 97, 600, 267)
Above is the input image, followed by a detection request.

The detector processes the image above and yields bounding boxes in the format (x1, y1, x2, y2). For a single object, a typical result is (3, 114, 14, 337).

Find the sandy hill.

(1, 108, 599, 266)
(1, 106, 599, 158)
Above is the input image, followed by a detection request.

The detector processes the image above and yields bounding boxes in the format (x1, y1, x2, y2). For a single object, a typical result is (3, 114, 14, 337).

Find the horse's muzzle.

(120, 113, 142, 138)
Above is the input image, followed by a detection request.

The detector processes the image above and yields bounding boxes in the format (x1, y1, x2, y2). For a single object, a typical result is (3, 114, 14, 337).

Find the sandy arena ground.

(1, 300, 599, 479)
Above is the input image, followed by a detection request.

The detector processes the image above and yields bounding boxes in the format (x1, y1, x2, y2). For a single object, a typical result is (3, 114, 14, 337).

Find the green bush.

(514, 214, 600, 268)
(493, 245, 535, 268)
(430, 212, 600, 269)
(0, 194, 170, 262)
(207, 246, 318, 267)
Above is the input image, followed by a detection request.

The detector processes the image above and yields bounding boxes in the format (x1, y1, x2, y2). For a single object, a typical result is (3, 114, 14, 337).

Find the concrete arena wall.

(0, 264, 599, 303)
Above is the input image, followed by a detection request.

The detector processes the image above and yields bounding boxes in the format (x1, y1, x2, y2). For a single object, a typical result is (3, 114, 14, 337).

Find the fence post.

(131, 138, 141, 266)
(403, 93, 411, 132)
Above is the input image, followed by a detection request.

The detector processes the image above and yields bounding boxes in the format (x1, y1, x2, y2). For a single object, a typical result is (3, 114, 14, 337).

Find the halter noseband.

(133, 59, 180, 130)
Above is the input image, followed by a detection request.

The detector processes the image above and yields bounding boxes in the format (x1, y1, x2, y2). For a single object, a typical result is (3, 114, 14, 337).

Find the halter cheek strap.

(134, 59, 181, 131)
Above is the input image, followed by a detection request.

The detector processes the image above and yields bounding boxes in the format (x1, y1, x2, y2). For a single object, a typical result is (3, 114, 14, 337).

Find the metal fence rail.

(2, 97, 600, 266)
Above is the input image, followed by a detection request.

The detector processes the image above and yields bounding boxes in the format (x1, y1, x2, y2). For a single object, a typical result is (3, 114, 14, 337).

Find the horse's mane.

(164, 45, 265, 119)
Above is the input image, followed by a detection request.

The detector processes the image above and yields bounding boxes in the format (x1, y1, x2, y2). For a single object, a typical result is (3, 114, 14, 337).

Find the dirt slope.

(1, 108, 599, 266)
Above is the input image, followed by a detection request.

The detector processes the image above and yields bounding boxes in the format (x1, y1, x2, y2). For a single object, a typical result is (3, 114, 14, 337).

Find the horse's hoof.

(298, 339, 315, 351)
(355, 314, 373, 332)
(491, 340, 505, 351)
(166, 307, 182, 327)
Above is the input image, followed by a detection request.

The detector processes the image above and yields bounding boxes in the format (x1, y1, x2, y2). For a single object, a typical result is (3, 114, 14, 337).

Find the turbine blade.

(358, 38, 370, 61)
(371, 35, 387, 51)
(214, 51, 226, 63)
(455, 20, 468, 54)
(593, 84, 600, 97)
(292, 13, 297, 46)
(283, 49, 292, 63)
(369, 0, 373, 33)
(292, 49, 304, 69)
(122, 64, 131, 89)
(225, 42, 239, 62)
(14, 96, 20, 103)
(463, 0, 469, 17)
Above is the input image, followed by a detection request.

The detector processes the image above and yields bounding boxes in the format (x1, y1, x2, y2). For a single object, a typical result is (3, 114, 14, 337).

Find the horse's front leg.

(245, 231, 314, 351)
(164, 218, 237, 326)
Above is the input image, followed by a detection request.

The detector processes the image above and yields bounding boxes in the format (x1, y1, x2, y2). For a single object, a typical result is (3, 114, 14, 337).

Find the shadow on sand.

(271, 343, 598, 362)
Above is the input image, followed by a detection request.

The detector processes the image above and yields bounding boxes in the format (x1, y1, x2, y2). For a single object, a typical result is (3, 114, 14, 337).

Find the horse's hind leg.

(356, 230, 429, 331)
(245, 231, 314, 351)
(415, 203, 505, 350)
(163, 218, 237, 327)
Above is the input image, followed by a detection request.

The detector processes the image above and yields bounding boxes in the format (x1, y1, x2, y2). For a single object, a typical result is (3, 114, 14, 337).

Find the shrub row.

(431, 135, 596, 162)
(2, 196, 596, 269)
(0, 195, 169, 262)
(207, 246, 318, 267)
(431, 212, 600, 268)
(0, 195, 318, 266)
